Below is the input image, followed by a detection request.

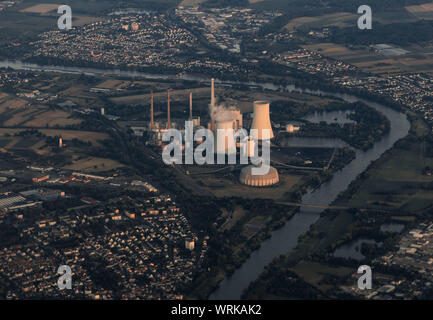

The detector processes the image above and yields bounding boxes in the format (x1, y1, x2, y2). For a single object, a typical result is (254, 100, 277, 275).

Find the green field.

(344, 116, 433, 212)
(291, 260, 353, 292)
(17, 0, 180, 15)
(346, 148, 433, 212)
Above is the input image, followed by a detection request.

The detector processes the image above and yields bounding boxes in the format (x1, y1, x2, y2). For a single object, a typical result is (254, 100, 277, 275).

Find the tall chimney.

(150, 90, 154, 129)
(211, 78, 216, 131)
(211, 78, 215, 109)
(167, 90, 171, 129)
(189, 92, 193, 120)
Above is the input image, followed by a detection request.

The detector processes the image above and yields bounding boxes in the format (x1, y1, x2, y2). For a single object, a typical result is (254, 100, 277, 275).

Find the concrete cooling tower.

(215, 120, 236, 156)
(250, 101, 274, 140)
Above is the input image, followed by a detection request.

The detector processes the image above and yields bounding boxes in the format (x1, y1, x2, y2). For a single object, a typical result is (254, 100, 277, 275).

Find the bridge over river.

(276, 201, 348, 210)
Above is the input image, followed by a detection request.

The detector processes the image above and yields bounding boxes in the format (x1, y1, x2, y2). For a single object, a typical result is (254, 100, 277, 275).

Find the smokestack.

(211, 78, 216, 130)
(251, 101, 274, 140)
(150, 90, 154, 129)
(211, 78, 215, 109)
(189, 92, 193, 121)
(167, 90, 171, 129)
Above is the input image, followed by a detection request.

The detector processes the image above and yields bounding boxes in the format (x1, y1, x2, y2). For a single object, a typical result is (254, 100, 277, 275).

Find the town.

(0, 152, 205, 299)
(1, 0, 433, 303)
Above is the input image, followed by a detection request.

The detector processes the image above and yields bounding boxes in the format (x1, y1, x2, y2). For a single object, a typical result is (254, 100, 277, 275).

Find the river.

(209, 92, 410, 299)
(0, 59, 411, 300)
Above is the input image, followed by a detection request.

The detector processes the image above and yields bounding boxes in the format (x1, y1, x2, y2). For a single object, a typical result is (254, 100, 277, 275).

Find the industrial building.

(142, 78, 280, 188)
(0, 193, 41, 212)
(239, 165, 279, 187)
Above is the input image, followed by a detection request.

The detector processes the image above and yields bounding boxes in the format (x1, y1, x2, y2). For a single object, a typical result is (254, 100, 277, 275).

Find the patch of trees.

(83, 257, 121, 292)
(243, 256, 321, 299)
(330, 20, 433, 46)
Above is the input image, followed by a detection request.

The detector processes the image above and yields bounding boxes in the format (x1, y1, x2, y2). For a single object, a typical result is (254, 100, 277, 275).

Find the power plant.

(140, 78, 279, 187)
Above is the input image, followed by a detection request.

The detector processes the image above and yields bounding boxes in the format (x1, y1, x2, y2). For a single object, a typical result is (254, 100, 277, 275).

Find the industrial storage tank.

(239, 165, 279, 187)
(250, 101, 274, 140)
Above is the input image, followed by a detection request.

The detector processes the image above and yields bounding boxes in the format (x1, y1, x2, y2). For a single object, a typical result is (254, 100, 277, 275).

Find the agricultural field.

(22, 110, 82, 127)
(0, 0, 112, 47)
(179, 0, 205, 6)
(290, 260, 354, 293)
(0, 103, 82, 128)
(0, 132, 46, 154)
(284, 12, 358, 32)
(342, 117, 433, 213)
(16, 0, 119, 15)
(63, 156, 124, 172)
(406, 2, 433, 20)
(20, 4, 60, 14)
(303, 42, 433, 74)
(96, 80, 131, 90)
(0, 128, 108, 147)
(0, 96, 28, 112)
(3, 108, 42, 127)
(345, 147, 433, 212)
(39, 129, 108, 147)
(19, 1, 104, 26)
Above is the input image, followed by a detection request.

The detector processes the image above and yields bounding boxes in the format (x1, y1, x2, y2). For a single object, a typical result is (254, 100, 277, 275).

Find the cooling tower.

(215, 120, 236, 156)
(247, 138, 256, 157)
(250, 101, 274, 140)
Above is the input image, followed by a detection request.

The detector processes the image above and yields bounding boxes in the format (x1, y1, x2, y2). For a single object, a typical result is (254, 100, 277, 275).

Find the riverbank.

(186, 204, 300, 299)
(210, 87, 410, 300)
(242, 112, 431, 299)
(334, 111, 433, 214)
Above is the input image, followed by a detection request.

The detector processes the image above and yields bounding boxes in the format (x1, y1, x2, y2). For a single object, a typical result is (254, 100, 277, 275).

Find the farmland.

(339, 117, 433, 213)
(303, 42, 433, 74)
(0, 128, 108, 147)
